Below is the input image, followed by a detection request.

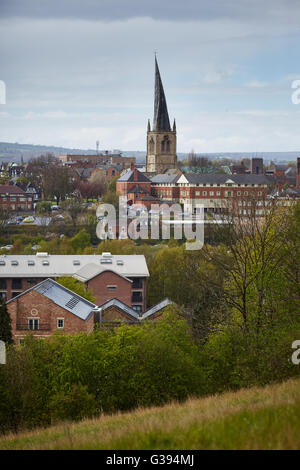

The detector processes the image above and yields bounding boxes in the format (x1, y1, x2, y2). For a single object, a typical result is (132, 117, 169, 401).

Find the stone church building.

(146, 57, 177, 174)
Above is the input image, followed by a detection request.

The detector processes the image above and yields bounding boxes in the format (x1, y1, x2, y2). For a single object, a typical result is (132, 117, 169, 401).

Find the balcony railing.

(16, 323, 51, 331)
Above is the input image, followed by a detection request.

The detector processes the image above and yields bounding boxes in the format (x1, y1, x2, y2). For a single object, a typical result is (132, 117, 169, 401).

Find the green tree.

(60, 199, 83, 226)
(0, 298, 13, 344)
(71, 229, 91, 252)
(36, 201, 52, 214)
(55, 277, 96, 303)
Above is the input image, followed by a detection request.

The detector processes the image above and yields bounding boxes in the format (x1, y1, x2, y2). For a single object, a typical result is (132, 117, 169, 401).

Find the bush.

(49, 384, 97, 423)
(0, 312, 205, 434)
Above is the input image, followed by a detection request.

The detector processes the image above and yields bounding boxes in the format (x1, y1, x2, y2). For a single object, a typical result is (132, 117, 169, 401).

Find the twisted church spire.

(153, 57, 171, 132)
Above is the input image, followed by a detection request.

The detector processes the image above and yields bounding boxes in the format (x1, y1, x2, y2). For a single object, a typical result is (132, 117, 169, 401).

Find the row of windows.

(0, 278, 39, 289)
(0, 196, 32, 201)
(26, 318, 64, 330)
(178, 183, 266, 188)
(181, 190, 263, 197)
(239, 209, 264, 215)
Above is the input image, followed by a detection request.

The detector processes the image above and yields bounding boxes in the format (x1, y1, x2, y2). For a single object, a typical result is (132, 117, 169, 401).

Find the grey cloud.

(0, 0, 299, 22)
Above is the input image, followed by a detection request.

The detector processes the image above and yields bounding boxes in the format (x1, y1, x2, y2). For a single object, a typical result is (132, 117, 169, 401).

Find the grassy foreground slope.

(1, 378, 300, 450)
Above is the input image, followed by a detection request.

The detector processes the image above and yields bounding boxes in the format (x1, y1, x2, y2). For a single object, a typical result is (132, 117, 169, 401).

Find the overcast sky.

(1, 0, 300, 153)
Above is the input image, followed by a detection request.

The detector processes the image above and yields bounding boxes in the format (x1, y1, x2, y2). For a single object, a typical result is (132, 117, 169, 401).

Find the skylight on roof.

(65, 297, 80, 309)
(100, 259, 112, 264)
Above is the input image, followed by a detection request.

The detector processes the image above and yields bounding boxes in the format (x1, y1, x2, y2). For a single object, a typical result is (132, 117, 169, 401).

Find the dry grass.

(1, 378, 300, 450)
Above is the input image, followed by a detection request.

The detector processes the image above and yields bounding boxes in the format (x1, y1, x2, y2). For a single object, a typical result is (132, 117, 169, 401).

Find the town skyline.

(1, 0, 300, 153)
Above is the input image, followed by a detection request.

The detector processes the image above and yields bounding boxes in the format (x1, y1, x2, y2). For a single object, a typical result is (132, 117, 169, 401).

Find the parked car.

(0, 245, 13, 251)
(23, 216, 35, 223)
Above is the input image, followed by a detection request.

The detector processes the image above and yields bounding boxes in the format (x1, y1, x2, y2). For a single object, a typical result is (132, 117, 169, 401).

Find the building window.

(57, 319, 64, 329)
(209, 191, 214, 196)
(12, 279, 22, 289)
(11, 291, 22, 298)
(0, 292, 6, 301)
(202, 191, 207, 196)
(244, 191, 248, 196)
(28, 318, 39, 330)
(131, 278, 143, 289)
(0, 279, 6, 289)
(132, 305, 142, 313)
(27, 278, 37, 286)
(132, 292, 143, 303)
(107, 285, 117, 290)
(216, 191, 221, 196)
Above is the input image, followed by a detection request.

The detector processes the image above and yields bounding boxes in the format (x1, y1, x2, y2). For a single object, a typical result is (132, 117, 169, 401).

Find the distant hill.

(0, 142, 146, 163)
(0, 141, 299, 165)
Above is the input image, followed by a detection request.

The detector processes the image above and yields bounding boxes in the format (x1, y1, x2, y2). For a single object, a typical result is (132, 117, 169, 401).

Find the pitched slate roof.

(98, 298, 140, 320)
(7, 278, 96, 321)
(150, 174, 181, 184)
(117, 169, 151, 183)
(73, 264, 133, 283)
(75, 168, 93, 178)
(141, 298, 173, 320)
(0, 185, 27, 195)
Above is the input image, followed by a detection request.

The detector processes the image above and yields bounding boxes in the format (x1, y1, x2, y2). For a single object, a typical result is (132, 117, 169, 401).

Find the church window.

(149, 138, 154, 153)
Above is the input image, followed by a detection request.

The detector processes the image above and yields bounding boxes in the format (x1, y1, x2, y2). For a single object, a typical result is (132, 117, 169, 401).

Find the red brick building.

(117, 166, 167, 209)
(0, 185, 33, 212)
(7, 277, 173, 343)
(7, 278, 96, 344)
(150, 173, 272, 215)
(0, 253, 149, 314)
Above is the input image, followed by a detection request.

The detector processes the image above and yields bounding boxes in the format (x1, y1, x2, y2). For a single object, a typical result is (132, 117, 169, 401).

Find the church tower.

(146, 57, 177, 174)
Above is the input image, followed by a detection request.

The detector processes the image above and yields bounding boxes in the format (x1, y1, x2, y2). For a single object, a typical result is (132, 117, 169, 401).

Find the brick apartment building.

(7, 278, 172, 343)
(0, 185, 34, 212)
(150, 173, 272, 215)
(0, 253, 149, 313)
(7, 278, 96, 343)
